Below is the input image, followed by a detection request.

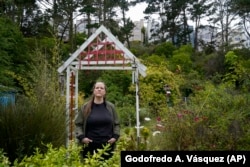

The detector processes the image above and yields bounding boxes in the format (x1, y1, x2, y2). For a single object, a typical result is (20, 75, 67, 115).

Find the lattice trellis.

(58, 25, 147, 147)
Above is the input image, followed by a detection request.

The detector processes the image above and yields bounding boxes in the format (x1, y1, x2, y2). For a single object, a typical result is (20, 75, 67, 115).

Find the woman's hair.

(83, 81, 107, 117)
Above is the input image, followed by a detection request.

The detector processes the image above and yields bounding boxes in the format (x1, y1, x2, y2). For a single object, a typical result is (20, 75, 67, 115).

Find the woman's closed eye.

(95, 86, 104, 90)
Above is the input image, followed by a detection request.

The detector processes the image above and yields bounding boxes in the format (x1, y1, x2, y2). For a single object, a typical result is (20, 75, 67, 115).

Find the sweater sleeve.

(110, 102, 120, 140)
(74, 104, 86, 142)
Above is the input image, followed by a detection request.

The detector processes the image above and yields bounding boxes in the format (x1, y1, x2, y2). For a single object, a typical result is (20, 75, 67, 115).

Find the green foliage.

(0, 149, 10, 167)
(83, 144, 120, 167)
(169, 45, 193, 73)
(13, 142, 120, 167)
(1, 139, 120, 166)
(232, 0, 250, 14)
(223, 51, 247, 89)
(139, 63, 183, 115)
(161, 82, 250, 150)
(119, 18, 135, 45)
(130, 41, 154, 57)
(0, 83, 66, 164)
(234, 48, 250, 61)
(198, 52, 225, 77)
(99, 71, 132, 104)
(0, 41, 66, 163)
(0, 93, 66, 163)
(0, 17, 31, 87)
(154, 42, 176, 58)
(120, 127, 150, 151)
(179, 70, 205, 97)
(25, 36, 71, 67)
(75, 32, 87, 47)
(123, 79, 250, 152)
(14, 143, 80, 167)
(225, 51, 238, 65)
(25, 37, 55, 53)
(1, 0, 250, 165)
(117, 104, 135, 127)
(143, 54, 168, 66)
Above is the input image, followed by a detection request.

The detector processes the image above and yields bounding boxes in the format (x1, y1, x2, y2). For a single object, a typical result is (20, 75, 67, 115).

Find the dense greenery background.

(0, 0, 250, 166)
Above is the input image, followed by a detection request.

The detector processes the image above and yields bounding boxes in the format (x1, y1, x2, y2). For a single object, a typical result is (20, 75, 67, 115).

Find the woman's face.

(93, 82, 106, 98)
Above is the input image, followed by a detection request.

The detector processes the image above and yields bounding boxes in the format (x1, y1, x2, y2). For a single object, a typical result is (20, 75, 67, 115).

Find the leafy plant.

(0, 43, 66, 163)
(11, 141, 122, 167)
(160, 82, 250, 150)
(0, 149, 10, 167)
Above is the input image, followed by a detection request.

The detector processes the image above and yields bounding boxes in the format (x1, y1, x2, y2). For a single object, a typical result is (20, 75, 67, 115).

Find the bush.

(159, 83, 250, 150)
(0, 148, 10, 167)
(13, 142, 120, 167)
(0, 49, 66, 163)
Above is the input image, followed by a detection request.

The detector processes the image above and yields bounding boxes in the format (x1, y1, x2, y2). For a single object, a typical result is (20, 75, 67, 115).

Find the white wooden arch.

(57, 25, 147, 147)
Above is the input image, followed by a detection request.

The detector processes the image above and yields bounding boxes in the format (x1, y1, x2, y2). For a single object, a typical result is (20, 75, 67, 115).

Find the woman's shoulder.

(81, 102, 88, 107)
(80, 101, 90, 110)
(105, 101, 115, 107)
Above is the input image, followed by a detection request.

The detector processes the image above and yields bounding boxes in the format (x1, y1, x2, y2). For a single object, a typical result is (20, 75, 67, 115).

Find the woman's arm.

(74, 104, 86, 142)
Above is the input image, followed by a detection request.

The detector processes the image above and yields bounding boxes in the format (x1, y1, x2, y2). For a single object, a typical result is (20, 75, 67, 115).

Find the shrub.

(0, 149, 10, 167)
(13, 142, 120, 167)
(0, 49, 66, 163)
(159, 83, 250, 150)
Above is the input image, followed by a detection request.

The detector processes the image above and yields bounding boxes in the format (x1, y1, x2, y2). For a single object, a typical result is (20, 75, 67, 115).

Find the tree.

(51, 0, 80, 52)
(143, 0, 169, 43)
(232, 0, 250, 38)
(188, 0, 213, 51)
(139, 60, 182, 114)
(144, 0, 193, 46)
(119, 0, 135, 48)
(0, 17, 31, 88)
(154, 42, 176, 58)
(78, 0, 98, 37)
(1, 0, 51, 37)
(169, 45, 193, 73)
(208, 0, 239, 52)
(223, 51, 246, 89)
(0, 47, 66, 163)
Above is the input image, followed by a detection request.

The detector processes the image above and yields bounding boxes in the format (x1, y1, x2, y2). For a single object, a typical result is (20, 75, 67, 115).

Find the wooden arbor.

(57, 25, 147, 147)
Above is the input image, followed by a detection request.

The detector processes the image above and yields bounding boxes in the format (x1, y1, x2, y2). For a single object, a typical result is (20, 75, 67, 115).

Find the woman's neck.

(94, 97, 104, 104)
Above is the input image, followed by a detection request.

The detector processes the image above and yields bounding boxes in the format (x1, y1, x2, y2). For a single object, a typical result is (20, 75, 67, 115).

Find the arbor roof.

(57, 25, 146, 77)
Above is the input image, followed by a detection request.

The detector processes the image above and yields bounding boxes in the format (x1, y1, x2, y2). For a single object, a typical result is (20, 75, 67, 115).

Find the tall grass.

(0, 48, 66, 163)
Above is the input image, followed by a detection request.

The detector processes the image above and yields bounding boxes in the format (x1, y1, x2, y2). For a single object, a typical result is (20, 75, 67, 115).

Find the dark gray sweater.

(75, 101, 120, 143)
(86, 102, 113, 143)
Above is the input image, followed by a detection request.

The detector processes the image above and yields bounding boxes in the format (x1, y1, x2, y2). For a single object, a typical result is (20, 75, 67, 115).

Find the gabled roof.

(57, 25, 146, 77)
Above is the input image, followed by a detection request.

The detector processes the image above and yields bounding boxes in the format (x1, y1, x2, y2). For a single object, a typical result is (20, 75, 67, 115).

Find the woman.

(74, 81, 120, 160)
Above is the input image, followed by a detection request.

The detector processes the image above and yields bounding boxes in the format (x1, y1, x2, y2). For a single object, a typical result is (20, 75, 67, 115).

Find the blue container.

(0, 86, 17, 107)
(0, 92, 16, 107)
